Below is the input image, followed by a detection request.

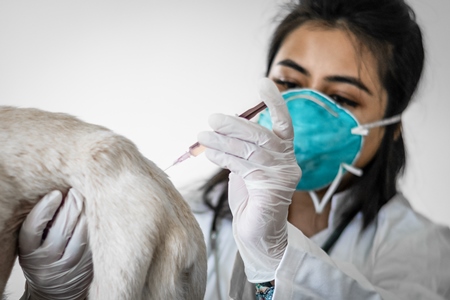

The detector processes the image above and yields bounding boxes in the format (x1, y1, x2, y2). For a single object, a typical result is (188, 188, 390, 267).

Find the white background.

(2, 0, 449, 297)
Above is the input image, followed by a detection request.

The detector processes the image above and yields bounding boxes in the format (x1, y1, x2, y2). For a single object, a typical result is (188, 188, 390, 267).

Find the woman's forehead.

(275, 23, 383, 90)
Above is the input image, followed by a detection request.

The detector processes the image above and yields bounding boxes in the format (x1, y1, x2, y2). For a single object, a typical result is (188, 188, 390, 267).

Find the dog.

(0, 106, 207, 299)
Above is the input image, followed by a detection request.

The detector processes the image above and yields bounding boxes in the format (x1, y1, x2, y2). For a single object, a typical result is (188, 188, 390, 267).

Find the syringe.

(164, 101, 267, 171)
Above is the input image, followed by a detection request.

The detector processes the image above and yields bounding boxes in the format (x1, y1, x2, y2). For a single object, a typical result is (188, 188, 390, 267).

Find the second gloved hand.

(19, 188, 93, 300)
(198, 78, 301, 283)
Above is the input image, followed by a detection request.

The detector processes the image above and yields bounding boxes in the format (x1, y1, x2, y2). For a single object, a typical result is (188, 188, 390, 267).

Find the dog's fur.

(0, 106, 207, 299)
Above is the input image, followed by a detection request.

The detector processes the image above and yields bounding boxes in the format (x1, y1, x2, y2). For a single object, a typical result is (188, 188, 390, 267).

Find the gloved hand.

(198, 78, 301, 283)
(19, 188, 93, 300)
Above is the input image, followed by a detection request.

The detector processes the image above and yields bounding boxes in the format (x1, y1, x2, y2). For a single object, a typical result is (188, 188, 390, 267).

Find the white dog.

(0, 106, 207, 299)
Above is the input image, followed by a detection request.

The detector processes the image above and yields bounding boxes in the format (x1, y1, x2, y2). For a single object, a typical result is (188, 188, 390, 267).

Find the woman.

(192, 0, 450, 298)
(18, 0, 450, 299)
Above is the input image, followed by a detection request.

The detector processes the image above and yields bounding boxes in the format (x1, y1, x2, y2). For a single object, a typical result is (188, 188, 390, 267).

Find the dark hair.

(202, 0, 424, 229)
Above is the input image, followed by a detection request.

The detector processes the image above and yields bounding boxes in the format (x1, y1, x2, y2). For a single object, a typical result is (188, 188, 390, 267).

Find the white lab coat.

(230, 192, 450, 300)
(186, 185, 450, 300)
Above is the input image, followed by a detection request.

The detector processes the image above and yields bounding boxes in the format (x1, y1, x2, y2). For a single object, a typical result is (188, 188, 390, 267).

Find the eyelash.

(273, 79, 301, 90)
(273, 78, 359, 108)
(329, 95, 358, 108)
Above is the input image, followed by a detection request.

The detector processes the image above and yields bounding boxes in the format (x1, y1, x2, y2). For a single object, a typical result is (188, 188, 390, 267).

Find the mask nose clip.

(286, 94, 339, 117)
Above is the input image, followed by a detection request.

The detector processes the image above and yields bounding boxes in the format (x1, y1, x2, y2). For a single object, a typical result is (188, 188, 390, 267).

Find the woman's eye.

(273, 79, 300, 90)
(330, 95, 358, 108)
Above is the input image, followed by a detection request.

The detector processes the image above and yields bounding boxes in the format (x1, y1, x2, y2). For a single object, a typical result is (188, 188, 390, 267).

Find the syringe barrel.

(188, 142, 206, 157)
(172, 100, 266, 168)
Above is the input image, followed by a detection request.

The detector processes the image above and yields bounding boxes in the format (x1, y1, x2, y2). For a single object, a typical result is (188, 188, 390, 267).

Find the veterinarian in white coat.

(18, 0, 450, 299)
(190, 0, 450, 298)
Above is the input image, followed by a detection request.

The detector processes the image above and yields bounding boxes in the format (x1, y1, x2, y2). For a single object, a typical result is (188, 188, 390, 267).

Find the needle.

(164, 101, 267, 171)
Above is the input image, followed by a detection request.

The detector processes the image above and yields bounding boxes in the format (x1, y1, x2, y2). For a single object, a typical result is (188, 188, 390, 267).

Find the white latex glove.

(19, 188, 93, 300)
(198, 78, 301, 283)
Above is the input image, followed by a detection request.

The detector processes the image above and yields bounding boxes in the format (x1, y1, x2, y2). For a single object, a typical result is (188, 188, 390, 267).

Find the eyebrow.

(325, 75, 372, 95)
(277, 59, 310, 76)
(276, 59, 373, 95)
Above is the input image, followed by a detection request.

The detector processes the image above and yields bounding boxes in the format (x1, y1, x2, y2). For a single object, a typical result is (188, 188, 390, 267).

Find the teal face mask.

(258, 89, 401, 213)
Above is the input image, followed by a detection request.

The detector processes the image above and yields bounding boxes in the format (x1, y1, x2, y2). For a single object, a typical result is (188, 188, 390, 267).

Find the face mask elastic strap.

(351, 115, 402, 136)
(309, 165, 344, 214)
(309, 163, 363, 214)
(342, 163, 363, 177)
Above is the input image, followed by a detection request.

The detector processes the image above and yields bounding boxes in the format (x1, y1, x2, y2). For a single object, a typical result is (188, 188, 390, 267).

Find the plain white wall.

(2, 0, 449, 297)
